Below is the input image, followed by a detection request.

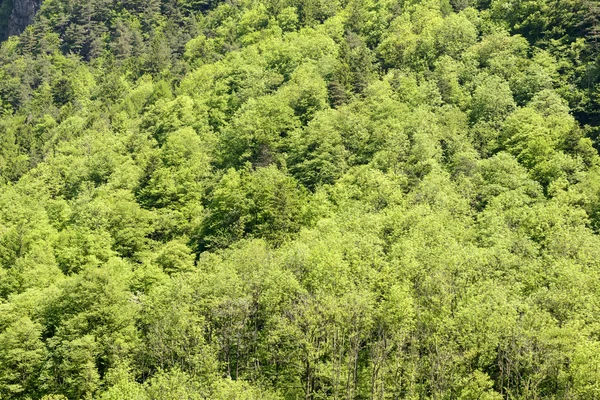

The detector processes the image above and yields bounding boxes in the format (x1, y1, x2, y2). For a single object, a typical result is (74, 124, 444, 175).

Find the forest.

(1, 0, 600, 398)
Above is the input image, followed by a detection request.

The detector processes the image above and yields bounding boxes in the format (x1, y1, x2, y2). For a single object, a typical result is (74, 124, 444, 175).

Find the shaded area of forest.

(1, 0, 600, 399)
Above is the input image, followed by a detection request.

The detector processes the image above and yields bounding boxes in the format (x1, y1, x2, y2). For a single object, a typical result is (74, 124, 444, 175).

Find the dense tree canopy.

(1, 0, 600, 398)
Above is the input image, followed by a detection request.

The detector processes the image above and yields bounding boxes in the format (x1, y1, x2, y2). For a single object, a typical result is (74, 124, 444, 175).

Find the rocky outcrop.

(0, 0, 42, 40)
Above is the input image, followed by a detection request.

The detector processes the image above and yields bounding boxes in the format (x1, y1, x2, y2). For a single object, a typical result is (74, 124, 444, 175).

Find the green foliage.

(0, 0, 600, 399)
(200, 166, 306, 249)
(0, 317, 46, 398)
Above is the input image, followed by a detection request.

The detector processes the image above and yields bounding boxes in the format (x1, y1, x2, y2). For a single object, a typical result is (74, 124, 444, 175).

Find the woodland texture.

(1, 0, 600, 399)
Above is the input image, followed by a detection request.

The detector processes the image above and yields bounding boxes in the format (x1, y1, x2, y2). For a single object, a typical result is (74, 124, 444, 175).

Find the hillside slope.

(1, 0, 600, 399)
